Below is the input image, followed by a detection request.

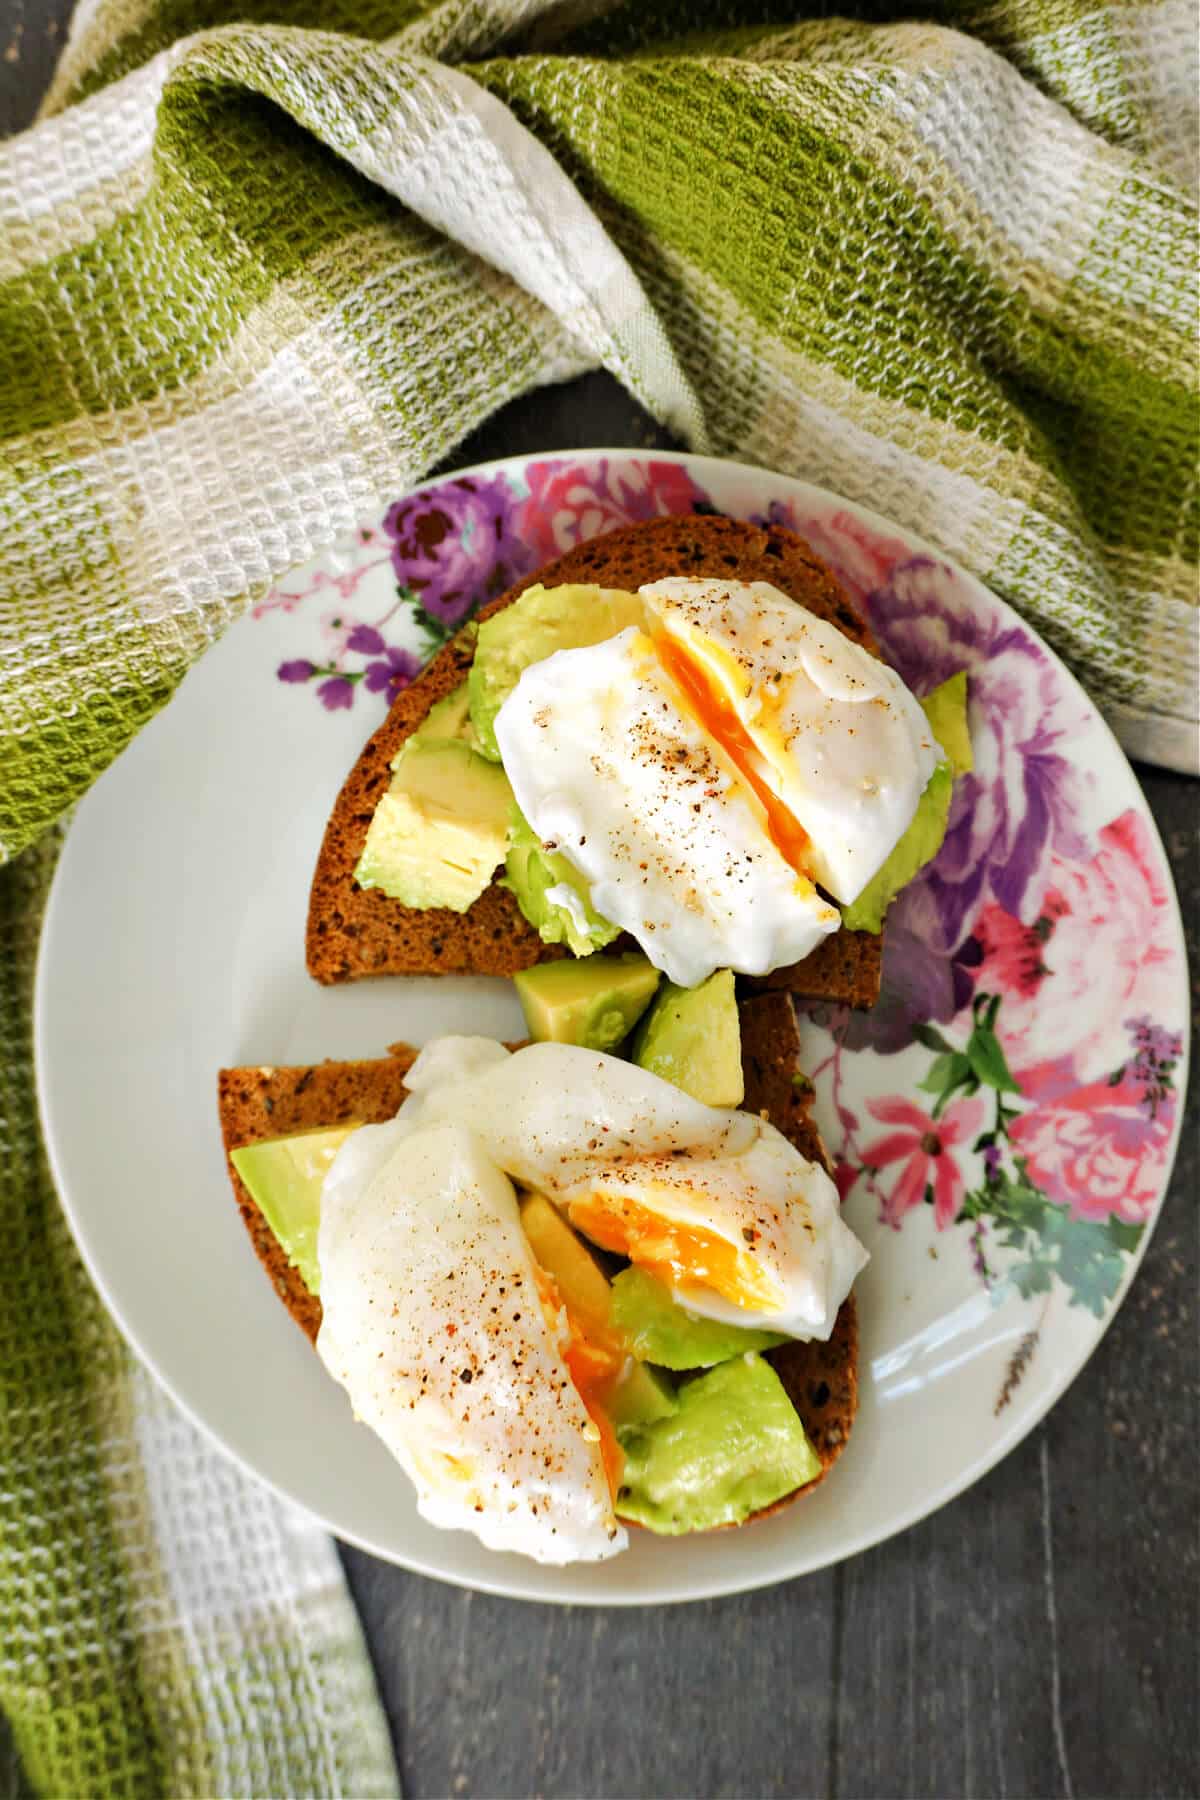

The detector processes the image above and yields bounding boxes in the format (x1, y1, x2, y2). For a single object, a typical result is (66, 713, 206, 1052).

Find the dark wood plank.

(339, 1559, 837, 1799)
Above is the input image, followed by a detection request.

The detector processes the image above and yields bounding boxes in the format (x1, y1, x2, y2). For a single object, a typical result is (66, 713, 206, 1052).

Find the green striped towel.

(0, 1, 1195, 1793)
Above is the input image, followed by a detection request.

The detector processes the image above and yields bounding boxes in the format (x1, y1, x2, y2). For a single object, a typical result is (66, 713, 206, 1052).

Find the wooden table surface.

(5, 20, 1196, 1800)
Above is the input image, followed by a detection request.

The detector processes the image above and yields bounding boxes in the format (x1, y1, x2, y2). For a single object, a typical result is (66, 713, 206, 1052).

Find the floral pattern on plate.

(263, 457, 712, 711)
(258, 457, 1188, 1376)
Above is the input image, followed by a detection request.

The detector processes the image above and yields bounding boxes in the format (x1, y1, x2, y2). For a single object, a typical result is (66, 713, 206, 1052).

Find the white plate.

(36, 450, 1190, 1605)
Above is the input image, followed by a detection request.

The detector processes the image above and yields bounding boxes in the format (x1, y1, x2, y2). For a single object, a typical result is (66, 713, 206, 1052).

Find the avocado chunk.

(230, 1124, 357, 1294)
(609, 1266, 786, 1369)
(631, 968, 743, 1106)
(520, 1191, 613, 1339)
(469, 583, 645, 760)
(355, 737, 513, 912)
(502, 804, 619, 957)
(514, 955, 660, 1053)
(608, 1360, 678, 1433)
(616, 1353, 821, 1533)
(921, 669, 974, 777)
(519, 1194, 677, 1432)
(414, 680, 475, 747)
(842, 671, 972, 933)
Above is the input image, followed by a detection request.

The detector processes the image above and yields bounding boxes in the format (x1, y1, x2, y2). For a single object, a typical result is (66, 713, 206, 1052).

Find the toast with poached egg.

(307, 514, 892, 1005)
(217, 993, 860, 1554)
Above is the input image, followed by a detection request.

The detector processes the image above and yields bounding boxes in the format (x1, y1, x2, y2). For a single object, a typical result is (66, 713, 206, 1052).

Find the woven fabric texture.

(0, 835, 400, 1797)
(0, 0, 1195, 1794)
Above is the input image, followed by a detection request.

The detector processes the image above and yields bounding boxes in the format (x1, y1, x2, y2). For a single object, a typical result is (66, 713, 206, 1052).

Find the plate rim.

(34, 444, 1192, 1606)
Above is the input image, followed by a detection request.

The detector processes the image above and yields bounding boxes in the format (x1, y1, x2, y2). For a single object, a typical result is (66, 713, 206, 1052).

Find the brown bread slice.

(217, 1052, 416, 1343)
(738, 991, 858, 1489)
(216, 994, 858, 1513)
(306, 513, 883, 1008)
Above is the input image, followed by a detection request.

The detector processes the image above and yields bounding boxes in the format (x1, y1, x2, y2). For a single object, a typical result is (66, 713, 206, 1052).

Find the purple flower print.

(317, 677, 355, 711)
(840, 915, 982, 1055)
(383, 473, 532, 628)
(363, 645, 422, 705)
(345, 624, 386, 655)
(868, 557, 1092, 953)
(277, 632, 421, 714)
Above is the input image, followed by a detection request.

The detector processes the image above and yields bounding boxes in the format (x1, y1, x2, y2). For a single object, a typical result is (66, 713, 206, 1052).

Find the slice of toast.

(306, 514, 882, 1008)
(216, 991, 858, 1504)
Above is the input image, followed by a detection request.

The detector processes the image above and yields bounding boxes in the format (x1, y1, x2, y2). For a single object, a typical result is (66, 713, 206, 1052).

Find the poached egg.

(495, 626, 839, 989)
(641, 578, 941, 903)
(400, 1037, 868, 1341)
(317, 1114, 625, 1565)
(494, 578, 940, 984)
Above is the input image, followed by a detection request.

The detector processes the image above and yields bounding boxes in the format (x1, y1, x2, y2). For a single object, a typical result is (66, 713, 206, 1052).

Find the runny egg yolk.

(566, 1192, 784, 1315)
(532, 1268, 625, 1495)
(653, 633, 813, 879)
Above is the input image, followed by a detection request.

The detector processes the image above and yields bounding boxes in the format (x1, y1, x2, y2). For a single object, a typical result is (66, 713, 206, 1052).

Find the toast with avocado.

(307, 514, 901, 1004)
(218, 990, 859, 1531)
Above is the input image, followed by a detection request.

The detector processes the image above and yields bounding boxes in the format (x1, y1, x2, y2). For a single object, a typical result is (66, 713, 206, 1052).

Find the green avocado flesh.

(502, 804, 618, 956)
(921, 669, 974, 777)
(230, 1125, 357, 1294)
(616, 1354, 821, 1533)
(469, 582, 645, 761)
(631, 968, 743, 1106)
(607, 1360, 678, 1432)
(355, 733, 513, 912)
(841, 671, 972, 933)
(515, 1197, 676, 1426)
(514, 954, 660, 1053)
(610, 1266, 787, 1369)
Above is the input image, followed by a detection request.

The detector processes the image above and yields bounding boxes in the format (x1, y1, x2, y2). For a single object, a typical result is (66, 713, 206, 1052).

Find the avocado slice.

(609, 1266, 786, 1369)
(920, 669, 974, 777)
(469, 583, 645, 760)
(230, 1124, 357, 1294)
(414, 680, 475, 747)
(631, 968, 743, 1106)
(608, 1360, 677, 1433)
(842, 671, 972, 933)
(355, 737, 513, 912)
(519, 1194, 677, 1431)
(502, 804, 619, 957)
(514, 954, 660, 1054)
(615, 1354, 821, 1533)
(520, 1191, 613, 1339)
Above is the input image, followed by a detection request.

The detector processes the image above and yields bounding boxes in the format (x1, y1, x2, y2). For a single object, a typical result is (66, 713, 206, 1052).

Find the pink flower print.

(771, 504, 911, 613)
(974, 889, 1071, 1000)
(974, 809, 1181, 1082)
(862, 1095, 986, 1228)
(834, 1161, 860, 1205)
(514, 458, 710, 564)
(1008, 1071, 1176, 1226)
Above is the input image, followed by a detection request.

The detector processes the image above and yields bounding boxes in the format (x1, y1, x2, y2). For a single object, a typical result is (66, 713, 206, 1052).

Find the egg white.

(317, 1117, 625, 1565)
(400, 1038, 868, 1341)
(640, 577, 941, 904)
(494, 627, 839, 989)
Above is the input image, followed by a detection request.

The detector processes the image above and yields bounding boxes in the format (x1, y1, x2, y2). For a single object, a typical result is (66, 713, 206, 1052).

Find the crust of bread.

(216, 992, 859, 1524)
(217, 1052, 416, 1344)
(306, 514, 883, 1008)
